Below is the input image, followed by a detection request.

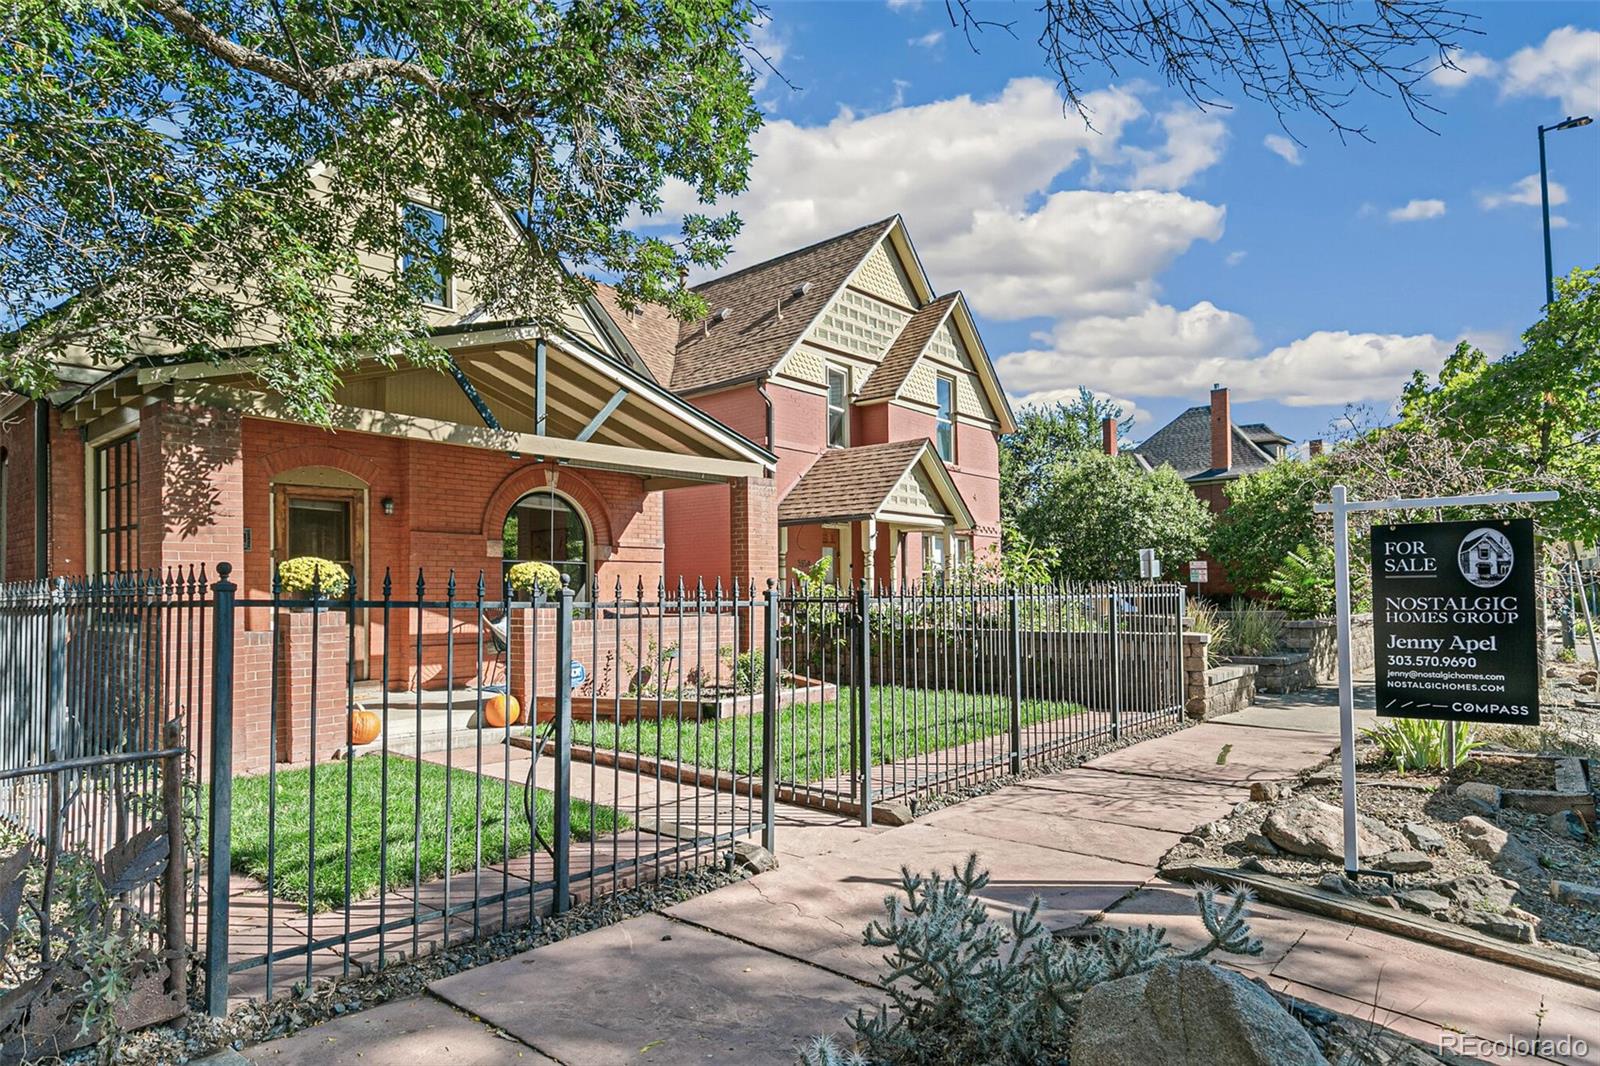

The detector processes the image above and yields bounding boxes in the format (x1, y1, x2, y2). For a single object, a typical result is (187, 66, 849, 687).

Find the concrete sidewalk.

(237, 685, 1600, 1066)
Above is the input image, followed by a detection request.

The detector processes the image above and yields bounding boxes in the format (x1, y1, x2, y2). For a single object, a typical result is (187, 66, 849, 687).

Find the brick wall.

(0, 404, 36, 582)
(140, 401, 245, 573)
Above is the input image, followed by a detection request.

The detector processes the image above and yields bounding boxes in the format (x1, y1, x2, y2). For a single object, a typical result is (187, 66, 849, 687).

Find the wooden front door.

(273, 486, 367, 677)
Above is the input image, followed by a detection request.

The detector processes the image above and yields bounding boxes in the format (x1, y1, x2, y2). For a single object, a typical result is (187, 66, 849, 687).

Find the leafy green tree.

(1399, 267, 1600, 547)
(1000, 388, 1131, 524)
(1015, 452, 1212, 582)
(2, 0, 762, 416)
(1210, 456, 1330, 596)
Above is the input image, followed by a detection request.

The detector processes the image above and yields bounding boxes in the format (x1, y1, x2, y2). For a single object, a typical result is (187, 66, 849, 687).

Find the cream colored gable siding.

(852, 242, 919, 310)
(901, 320, 997, 422)
(777, 286, 910, 390)
(883, 464, 945, 521)
(333, 368, 482, 425)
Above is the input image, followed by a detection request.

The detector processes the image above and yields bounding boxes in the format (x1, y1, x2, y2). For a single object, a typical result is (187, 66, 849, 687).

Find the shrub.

(506, 560, 561, 599)
(1209, 458, 1327, 596)
(1216, 598, 1283, 656)
(1362, 719, 1479, 771)
(277, 556, 350, 597)
(1184, 597, 1228, 667)
(1263, 545, 1336, 619)
(1555, 646, 1577, 664)
(799, 855, 1261, 1066)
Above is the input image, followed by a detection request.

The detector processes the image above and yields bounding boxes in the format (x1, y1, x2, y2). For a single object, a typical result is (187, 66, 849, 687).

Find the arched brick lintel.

(479, 464, 616, 549)
(254, 443, 384, 488)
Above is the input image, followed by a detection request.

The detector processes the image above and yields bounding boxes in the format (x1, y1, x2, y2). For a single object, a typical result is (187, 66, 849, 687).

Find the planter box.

(531, 679, 836, 723)
(1192, 663, 1256, 719)
(1221, 651, 1314, 693)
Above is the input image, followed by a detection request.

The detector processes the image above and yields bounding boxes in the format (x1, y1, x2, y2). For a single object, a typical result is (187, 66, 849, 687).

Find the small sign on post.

(1138, 548, 1161, 580)
(1372, 519, 1539, 725)
(1188, 560, 1208, 585)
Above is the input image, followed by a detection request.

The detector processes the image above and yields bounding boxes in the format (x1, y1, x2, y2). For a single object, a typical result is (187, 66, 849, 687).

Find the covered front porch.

(777, 439, 974, 591)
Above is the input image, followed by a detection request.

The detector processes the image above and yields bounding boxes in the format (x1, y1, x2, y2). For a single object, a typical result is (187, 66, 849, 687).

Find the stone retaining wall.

(1183, 632, 1259, 719)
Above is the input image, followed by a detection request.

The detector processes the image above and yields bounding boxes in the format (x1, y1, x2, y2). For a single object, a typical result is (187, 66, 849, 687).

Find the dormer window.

(400, 202, 451, 308)
(826, 365, 849, 447)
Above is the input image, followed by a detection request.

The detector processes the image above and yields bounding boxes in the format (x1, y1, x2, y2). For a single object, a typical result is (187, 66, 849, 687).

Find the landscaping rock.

(730, 841, 778, 875)
(1395, 889, 1451, 917)
(1549, 880, 1600, 911)
(1402, 821, 1447, 853)
(1317, 873, 1355, 896)
(1436, 873, 1517, 914)
(871, 800, 916, 827)
(1071, 960, 1327, 1066)
(1453, 781, 1501, 815)
(1547, 810, 1590, 843)
(1370, 895, 1401, 910)
(1241, 832, 1280, 857)
(1375, 850, 1433, 874)
(1461, 911, 1537, 944)
(1250, 782, 1290, 803)
(1545, 941, 1600, 963)
(1578, 670, 1598, 687)
(1457, 815, 1544, 876)
(1262, 798, 1406, 861)
(1240, 857, 1300, 877)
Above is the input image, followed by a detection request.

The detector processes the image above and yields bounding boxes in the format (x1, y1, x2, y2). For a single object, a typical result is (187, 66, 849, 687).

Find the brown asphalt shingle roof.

(779, 439, 934, 524)
(669, 218, 896, 393)
(590, 285, 681, 384)
(856, 293, 959, 403)
(1131, 406, 1281, 481)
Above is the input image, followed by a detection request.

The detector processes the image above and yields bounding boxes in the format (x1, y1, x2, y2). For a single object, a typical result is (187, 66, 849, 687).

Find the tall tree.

(1000, 387, 1131, 524)
(2, 0, 762, 417)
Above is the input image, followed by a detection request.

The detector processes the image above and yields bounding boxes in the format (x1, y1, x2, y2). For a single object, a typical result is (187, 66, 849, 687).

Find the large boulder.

(1262, 798, 1407, 861)
(1071, 961, 1327, 1066)
(1457, 816, 1542, 877)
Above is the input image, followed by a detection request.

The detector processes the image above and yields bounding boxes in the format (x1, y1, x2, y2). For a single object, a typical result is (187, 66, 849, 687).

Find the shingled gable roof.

(589, 284, 681, 384)
(667, 217, 899, 393)
(778, 439, 974, 529)
(856, 292, 960, 402)
(1130, 405, 1281, 481)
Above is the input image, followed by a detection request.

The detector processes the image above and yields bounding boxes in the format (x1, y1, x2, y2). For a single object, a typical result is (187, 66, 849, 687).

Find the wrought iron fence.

(774, 580, 1186, 817)
(0, 565, 1185, 1023)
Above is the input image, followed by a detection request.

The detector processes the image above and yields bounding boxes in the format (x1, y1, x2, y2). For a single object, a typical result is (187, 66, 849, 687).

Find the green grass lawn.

(571, 686, 1085, 784)
(227, 755, 627, 911)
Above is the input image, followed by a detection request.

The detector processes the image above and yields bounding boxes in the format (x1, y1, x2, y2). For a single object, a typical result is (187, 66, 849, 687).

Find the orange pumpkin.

(348, 708, 382, 746)
(482, 693, 521, 729)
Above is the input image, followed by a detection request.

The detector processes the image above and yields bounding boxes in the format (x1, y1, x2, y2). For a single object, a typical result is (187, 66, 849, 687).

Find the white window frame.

(826, 365, 850, 448)
(935, 374, 956, 463)
(922, 534, 945, 576)
(400, 201, 453, 309)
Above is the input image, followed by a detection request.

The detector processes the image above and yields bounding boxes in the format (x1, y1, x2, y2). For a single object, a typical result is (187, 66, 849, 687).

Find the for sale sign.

(1372, 518, 1538, 724)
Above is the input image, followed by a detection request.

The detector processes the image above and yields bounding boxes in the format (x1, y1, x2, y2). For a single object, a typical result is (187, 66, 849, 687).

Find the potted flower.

(506, 561, 561, 602)
(277, 556, 350, 608)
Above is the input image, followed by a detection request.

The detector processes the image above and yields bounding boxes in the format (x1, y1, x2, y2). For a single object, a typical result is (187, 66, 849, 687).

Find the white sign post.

(1314, 484, 1559, 877)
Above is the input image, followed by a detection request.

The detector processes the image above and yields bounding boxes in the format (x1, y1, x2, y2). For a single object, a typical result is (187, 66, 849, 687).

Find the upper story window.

(826, 366, 849, 448)
(400, 202, 451, 308)
(935, 375, 955, 462)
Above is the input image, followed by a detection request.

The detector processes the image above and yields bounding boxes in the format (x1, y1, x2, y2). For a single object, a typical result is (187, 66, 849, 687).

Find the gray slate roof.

(1130, 405, 1284, 481)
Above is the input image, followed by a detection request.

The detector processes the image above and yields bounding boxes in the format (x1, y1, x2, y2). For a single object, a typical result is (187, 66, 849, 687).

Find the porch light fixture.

(381, 497, 395, 515)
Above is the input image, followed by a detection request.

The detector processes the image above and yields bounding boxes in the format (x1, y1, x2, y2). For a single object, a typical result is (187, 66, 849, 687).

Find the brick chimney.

(1101, 417, 1118, 456)
(1307, 438, 1324, 458)
(1209, 384, 1231, 472)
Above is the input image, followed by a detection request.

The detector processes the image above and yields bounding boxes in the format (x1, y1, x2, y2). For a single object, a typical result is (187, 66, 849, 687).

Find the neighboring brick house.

(1118, 385, 1293, 596)
(604, 216, 1015, 591)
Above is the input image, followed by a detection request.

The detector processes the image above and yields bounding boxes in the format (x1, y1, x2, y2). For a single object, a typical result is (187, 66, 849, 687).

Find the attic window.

(400, 202, 451, 308)
(935, 375, 955, 462)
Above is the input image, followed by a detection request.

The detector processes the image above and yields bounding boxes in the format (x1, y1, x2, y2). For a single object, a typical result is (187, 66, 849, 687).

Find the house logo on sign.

(1457, 528, 1514, 588)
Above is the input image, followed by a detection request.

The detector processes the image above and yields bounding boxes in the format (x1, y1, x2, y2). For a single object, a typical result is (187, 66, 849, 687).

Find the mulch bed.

(1448, 754, 1558, 792)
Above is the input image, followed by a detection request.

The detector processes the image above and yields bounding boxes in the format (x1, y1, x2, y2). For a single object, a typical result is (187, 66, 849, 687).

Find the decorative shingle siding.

(851, 241, 919, 309)
(804, 287, 911, 362)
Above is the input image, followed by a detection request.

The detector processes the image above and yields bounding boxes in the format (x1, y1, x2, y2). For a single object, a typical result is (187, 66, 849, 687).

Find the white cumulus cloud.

(1388, 199, 1446, 222)
(1502, 26, 1600, 116)
(1263, 134, 1302, 165)
(908, 30, 943, 48)
(1479, 174, 1567, 210)
(1125, 106, 1229, 190)
(1428, 48, 1499, 90)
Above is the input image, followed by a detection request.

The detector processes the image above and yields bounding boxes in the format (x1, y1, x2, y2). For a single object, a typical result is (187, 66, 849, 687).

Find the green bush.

(1183, 597, 1227, 667)
(277, 556, 350, 597)
(1263, 545, 1336, 619)
(1216, 599, 1283, 656)
(506, 560, 561, 599)
(1363, 719, 1479, 772)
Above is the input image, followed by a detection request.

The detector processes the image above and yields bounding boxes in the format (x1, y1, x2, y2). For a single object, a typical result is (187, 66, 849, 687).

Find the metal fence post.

(855, 579, 873, 827)
(1007, 589, 1022, 774)
(552, 579, 574, 914)
(762, 580, 780, 853)
(204, 562, 236, 1017)
(1109, 587, 1122, 741)
(45, 578, 66, 762)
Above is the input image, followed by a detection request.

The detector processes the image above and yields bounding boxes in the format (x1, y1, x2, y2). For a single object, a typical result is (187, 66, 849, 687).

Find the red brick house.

(0, 214, 1013, 696)
(1118, 385, 1294, 595)
(607, 216, 1015, 591)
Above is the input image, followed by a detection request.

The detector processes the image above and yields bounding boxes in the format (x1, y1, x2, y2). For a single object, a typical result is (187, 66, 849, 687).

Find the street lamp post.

(1538, 115, 1593, 306)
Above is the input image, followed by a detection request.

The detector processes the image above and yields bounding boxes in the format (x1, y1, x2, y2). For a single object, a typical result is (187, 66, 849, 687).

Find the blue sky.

(671, 2, 1599, 446)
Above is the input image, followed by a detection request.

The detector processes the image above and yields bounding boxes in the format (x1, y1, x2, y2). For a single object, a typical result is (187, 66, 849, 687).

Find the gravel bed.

(66, 864, 742, 1066)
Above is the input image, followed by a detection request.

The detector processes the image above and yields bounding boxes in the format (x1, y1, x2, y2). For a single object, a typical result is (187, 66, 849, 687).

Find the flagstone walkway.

(232, 683, 1600, 1066)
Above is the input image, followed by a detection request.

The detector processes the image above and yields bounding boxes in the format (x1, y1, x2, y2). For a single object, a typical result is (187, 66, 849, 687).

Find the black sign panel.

(1371, 518, 1538, 725)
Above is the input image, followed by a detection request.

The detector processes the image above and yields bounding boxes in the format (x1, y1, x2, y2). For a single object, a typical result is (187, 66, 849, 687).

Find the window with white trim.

(400, 202, 451, 307)
(826, 366, 849, 447)
(935, 375, 955, 462)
